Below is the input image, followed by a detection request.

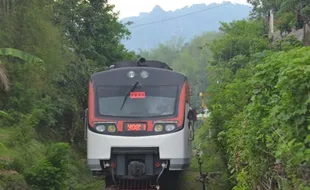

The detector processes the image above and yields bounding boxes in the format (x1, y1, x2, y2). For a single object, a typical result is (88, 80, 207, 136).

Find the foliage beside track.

(199, 2, 310, 186)
(141, 15, 310, 190)
(0, 0, 134, 189)
(206, 46, 310, 189)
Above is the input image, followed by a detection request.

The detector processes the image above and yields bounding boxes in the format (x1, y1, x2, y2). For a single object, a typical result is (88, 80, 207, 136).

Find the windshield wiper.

(120, 81, 140, 110)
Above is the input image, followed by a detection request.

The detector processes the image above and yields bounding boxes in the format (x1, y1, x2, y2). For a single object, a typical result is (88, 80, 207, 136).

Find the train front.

(85, 61, 194, 189)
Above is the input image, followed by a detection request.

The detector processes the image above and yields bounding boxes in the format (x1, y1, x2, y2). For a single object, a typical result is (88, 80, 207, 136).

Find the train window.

(97, 85, 178, 117)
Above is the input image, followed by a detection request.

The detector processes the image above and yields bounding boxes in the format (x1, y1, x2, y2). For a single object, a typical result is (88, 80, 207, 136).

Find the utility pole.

(269, 9, 274, 38)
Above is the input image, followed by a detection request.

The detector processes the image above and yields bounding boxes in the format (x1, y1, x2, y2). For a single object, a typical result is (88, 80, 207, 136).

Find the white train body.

(83, 60, 196, 189)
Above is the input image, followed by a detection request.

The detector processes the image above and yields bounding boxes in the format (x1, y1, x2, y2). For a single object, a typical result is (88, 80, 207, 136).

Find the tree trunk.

(0, 63, 9, 91)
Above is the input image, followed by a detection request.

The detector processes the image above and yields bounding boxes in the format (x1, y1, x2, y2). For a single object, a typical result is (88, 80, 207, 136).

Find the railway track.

(101, 171, 207, 190)
(104, 179, 158, 190)
(102, 170, 187, 190)
(99, 151, 221, 190)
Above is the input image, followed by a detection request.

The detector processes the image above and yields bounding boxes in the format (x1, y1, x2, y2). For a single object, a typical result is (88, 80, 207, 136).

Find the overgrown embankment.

(201, 19, 310, 189)
(0, 119, 105, 189)
(0, 0, 134, 189)
(141, 15, 310, 189)
(207, 47, 310, 189)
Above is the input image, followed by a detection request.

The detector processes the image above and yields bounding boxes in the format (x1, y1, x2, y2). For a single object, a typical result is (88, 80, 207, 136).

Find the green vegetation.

(141, 1, 310, 189)
(0, 0, 134, 189)
(1, 0, 310, 189)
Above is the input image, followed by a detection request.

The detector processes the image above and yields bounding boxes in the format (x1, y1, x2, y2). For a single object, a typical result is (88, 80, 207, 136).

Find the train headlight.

(107, 125, 116, 133)
(127, 71, 135, 78)
(95, 124, 106, 132)
(165, 124, 176, 132)
(140, 70, 149, 78)
(154, 124, 164, 132)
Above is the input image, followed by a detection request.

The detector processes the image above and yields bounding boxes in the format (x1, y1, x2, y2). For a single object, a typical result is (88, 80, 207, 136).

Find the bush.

(24, 142, 71, 190)
(0, 171, 28, 190)
(208, 47, 310, 189)
(24, 159, 63, 190)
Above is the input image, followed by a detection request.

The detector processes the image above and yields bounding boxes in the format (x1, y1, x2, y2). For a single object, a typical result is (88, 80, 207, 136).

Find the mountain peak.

(151, 5, 164, 13)
(121, 3, 251, 52)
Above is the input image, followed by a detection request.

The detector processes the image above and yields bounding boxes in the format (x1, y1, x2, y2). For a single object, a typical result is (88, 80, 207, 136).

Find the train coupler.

(103, 162, 117, 186)
(152, 162, 167, 189)
(150, 184, 160, 190)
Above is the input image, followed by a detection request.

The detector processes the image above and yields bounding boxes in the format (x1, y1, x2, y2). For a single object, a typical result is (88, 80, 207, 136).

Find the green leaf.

(0, 48, 44, 64)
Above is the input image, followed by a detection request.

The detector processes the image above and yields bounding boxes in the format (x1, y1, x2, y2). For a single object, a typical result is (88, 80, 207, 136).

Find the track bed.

(105, 171, 182, 190)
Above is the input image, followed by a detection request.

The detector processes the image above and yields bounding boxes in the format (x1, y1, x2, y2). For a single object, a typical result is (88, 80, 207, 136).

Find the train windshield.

(97, 85, 178, 117)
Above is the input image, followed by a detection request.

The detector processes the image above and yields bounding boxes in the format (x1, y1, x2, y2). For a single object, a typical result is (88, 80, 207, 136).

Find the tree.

(248, 0, 310, 37)
(203, 14, 309, 189)
(0, 0, 134, 189)
(247, 0, 281, 17)
(209, 19, 269, 70)
(0, 48, 44, 91)
(53, 0, 135, 68)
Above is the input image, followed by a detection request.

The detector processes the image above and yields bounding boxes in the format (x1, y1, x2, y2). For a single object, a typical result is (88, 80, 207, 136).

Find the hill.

(120, 2, 252, 52)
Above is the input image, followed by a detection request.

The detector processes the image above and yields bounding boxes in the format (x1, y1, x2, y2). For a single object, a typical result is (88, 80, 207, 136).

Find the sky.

(108, 0, 249, 19)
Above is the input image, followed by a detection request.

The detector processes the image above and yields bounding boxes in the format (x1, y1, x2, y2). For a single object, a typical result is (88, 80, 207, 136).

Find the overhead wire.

(128, 2, 231, 28)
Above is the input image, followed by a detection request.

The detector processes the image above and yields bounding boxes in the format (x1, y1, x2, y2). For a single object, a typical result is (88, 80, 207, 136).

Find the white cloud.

(108, 0, 249, 19)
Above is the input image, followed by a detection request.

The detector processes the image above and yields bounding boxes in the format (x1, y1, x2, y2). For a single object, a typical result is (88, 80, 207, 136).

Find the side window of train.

(187, 108, 197, 121)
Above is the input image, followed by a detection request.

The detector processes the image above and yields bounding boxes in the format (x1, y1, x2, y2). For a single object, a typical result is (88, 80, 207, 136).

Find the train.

(82, 58, 197, 190)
